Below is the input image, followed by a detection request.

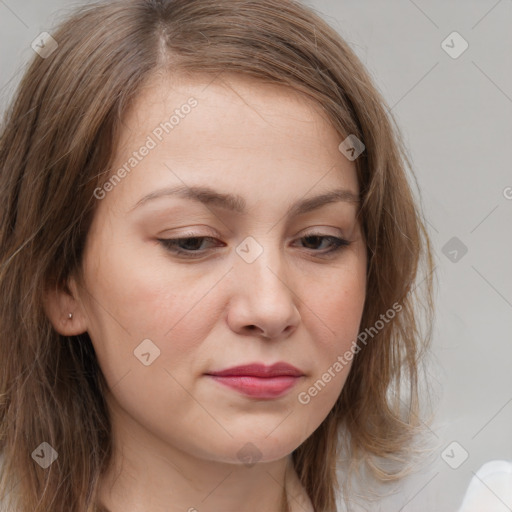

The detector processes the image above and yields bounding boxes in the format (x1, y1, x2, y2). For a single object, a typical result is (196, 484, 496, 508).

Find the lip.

(205, 363, 304, 399)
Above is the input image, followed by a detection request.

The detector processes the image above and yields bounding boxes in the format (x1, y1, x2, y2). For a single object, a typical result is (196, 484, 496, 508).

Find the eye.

(157, 232, 352, 259)
(157, 236, 222, 257)
(294, 233, 352, 256)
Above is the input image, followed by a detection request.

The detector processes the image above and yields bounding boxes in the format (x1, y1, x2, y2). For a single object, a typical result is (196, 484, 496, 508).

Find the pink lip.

(205, 363, 304, 399)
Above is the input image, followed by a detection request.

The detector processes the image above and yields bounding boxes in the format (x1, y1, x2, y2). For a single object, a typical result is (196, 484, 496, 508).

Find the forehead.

(105, 72, 360, 213)
(119, 71, 338, 152)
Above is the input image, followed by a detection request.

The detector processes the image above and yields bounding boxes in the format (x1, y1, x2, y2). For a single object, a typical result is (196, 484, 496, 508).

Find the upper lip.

(206, 362, 304, 378)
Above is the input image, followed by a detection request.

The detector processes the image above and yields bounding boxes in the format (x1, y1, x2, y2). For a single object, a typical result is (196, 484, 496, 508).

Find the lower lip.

(207, 375, 301, 398)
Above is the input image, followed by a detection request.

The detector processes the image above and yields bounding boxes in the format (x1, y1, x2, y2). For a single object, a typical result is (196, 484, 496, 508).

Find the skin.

(45, 72, 367, 512)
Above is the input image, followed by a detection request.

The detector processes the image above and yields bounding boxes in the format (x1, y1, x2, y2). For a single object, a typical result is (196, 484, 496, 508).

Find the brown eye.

(297, 234, 351, 254)
(158, 236, 222, 257)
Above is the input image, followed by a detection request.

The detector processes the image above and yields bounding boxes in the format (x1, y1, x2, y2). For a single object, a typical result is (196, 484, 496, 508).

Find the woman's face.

(71, 73, 367, 464)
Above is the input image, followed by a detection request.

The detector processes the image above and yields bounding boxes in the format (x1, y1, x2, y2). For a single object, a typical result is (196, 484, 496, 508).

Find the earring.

(68, 313, 73, 319)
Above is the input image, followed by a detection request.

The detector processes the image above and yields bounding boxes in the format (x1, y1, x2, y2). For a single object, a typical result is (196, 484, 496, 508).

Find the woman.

(0, 1, 435, 511)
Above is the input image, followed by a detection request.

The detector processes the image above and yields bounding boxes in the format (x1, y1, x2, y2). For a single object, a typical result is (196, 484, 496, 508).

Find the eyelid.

(162, 224, 348, 238)
(300, 226, 347, 238)
(158, 227, 220, 240)
(157, 230, 353, 260)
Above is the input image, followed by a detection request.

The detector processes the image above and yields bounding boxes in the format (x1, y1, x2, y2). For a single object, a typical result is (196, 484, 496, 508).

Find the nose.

(226, 241, 301, 341)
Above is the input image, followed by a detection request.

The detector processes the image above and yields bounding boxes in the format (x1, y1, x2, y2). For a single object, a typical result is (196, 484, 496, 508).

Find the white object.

(458, 460, 512, 512)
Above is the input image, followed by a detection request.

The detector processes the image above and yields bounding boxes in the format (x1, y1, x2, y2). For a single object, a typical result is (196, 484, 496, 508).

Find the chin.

(211, 429, 309, 466)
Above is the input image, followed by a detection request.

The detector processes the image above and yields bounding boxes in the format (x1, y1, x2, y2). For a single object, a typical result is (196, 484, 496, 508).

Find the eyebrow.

(130, 184, 360, 217)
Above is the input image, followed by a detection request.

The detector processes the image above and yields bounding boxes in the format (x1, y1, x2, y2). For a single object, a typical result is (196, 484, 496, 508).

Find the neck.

(96, 404, 313, 512)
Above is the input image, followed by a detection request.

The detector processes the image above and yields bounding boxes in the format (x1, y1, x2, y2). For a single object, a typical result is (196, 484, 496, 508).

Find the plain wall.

(1, 1, 511, 511)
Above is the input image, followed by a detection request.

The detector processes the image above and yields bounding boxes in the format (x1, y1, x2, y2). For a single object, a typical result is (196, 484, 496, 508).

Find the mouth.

(205, 362, 305, 399)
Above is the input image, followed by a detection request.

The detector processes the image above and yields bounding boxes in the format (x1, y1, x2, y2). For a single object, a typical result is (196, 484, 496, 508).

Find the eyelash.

(157, 233, 352, 259)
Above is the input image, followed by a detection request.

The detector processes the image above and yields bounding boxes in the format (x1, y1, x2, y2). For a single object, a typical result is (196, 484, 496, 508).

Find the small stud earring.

(68, 313, 73, 319)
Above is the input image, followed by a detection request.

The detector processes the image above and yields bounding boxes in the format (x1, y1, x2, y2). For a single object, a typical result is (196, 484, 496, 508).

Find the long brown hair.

(0, 1, 435, 511)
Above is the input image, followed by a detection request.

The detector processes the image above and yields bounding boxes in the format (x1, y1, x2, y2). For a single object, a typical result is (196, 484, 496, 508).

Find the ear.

(43, 277, 88, 336)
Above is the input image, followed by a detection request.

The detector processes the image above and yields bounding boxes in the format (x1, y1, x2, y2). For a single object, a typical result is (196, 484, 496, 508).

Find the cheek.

(81, 241, 223, 378)
(309, 264, 367, 348)
(295, 263, 366, 408)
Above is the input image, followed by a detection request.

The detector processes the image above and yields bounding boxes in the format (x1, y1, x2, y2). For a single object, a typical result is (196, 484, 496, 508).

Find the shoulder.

(458, 460, 512, 512)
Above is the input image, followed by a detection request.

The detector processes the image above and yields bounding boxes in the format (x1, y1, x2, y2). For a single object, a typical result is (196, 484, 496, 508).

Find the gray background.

(1, 1, 511, 511)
